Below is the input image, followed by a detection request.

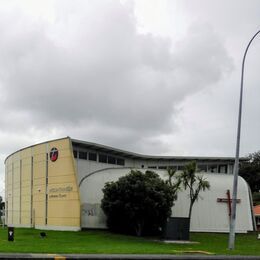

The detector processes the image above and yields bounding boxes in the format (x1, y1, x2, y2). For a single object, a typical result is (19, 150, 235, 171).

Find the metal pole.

(228, 30, 260, 250)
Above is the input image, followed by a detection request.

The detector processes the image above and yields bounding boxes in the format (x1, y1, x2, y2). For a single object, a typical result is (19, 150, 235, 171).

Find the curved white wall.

(79, 168, 254, 233)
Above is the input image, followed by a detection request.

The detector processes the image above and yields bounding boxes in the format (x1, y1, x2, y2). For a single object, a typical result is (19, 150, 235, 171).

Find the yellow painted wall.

(20, 149, 32, 225)
(5, 137, 80, 230)
(47, 138, 80, 228)
(32, 143, 47, 226)
(6, 158, 13, 225)
(12, 155, 20, 225)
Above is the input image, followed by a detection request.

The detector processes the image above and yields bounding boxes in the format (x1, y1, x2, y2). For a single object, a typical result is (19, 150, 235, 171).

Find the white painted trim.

(35, 225, 81, 231)
(190, 228, 248, 233)
(7, 224, 32, 228)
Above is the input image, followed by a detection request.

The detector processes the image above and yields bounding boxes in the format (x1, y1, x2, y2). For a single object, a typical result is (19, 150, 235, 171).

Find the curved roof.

(4, 137, 69, 163)
(80, 168, 253, 232)
(71, 138, 247, 162)
(5, 136, 248, 163)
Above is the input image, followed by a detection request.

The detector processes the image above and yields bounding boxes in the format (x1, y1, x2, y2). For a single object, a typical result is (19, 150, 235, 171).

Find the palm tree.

(179, 161, 210, 219)
(166, 167, 181, 201)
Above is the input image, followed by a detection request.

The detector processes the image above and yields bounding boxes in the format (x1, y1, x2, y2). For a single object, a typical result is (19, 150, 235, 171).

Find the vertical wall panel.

(12, 153, 20, 225)
(4, 137, 80, 230)
(6, 158, 13, 225)
(47, 138, 80, 228)
(20, 149, 32, 226)
(32, 143, 46, 226)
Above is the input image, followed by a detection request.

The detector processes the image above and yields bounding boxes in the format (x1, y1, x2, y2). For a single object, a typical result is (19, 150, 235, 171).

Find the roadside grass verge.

(0, 228, 259, 255)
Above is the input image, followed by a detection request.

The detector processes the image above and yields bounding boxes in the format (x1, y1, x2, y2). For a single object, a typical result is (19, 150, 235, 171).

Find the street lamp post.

(228, 30, 260, 250)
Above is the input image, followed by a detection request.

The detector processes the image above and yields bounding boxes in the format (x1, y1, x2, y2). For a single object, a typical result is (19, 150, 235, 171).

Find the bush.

(253, 192, 260, 205)
(101, 170, 177, 236)
(239, 151, 260, 193)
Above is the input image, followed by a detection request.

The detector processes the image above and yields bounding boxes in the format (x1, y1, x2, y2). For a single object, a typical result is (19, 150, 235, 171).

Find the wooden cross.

(217, 189, 241, 217)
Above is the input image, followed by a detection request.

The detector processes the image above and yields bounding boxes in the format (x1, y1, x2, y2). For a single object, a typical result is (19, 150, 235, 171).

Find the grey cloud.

(0, 0, 233, 155)
(173, 24, 233, 90)
(182, 0, 260, 35)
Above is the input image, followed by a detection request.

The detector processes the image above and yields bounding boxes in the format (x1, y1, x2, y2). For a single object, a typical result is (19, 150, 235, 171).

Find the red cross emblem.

(217, 190, 241, 218)
(50, 147, 58, 162)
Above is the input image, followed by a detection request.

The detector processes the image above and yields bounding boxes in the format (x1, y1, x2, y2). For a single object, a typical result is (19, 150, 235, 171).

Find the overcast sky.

(1, 0, 260, 195)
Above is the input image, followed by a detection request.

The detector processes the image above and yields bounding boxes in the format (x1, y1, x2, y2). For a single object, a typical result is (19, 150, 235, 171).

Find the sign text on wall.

(48, 186, 73, 199)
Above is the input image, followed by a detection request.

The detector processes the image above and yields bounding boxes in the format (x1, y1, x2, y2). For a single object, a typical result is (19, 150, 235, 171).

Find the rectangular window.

(178, 165, 184, 171)
(168, 166, 177, 170)
(148, 166, 157, 169)
(99, 154, 107, 163)
(89, 152, 97, 161)
(229, 165, 233, 174)
(79, 151, 88, 160)
(116, 158, 125, 166)
(158, 166, 167, 169)
(73, 150, 78, 159)
(208, 165, 218, 173)
(218, 165, 227, 174)
(198, 165, 207, 172)
(108, 156, 116, 164)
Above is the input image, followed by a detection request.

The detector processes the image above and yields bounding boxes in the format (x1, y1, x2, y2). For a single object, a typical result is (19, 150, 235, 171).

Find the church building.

(5, 137, 255, 232)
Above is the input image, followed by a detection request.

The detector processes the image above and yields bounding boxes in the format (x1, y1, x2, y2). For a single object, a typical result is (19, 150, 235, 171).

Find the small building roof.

(254, 205, 260, 216)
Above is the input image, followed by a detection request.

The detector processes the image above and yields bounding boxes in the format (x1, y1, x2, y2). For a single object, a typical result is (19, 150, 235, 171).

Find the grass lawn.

(0, 228, 259, 255)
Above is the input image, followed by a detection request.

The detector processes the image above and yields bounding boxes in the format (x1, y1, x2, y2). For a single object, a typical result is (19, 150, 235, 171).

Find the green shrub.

(101, 170, 177, 236)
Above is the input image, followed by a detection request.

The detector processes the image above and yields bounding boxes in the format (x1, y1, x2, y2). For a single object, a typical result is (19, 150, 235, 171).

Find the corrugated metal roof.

(71, 138, 248, 162)
(4, 136, 249, 163)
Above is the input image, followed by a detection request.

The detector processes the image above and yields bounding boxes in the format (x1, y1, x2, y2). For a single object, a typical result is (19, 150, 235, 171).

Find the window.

(208, 165, 218, 173)
(218, 165, 227, 174)
(79, 151, 87, 160)
(73, 150, 78, 159)
(99, 154, 107, 163)
(168, 166, 177, 170)
(89, 152, 97, 161)
(108, 156, 116, 164)
(229, 165, 233, 174)
(148, 166, 157, 169)
(198, 165, 207, 172)
(117, 158, 125, 166)
(178, 165, 184, 171)
(158, 166, 167, 169)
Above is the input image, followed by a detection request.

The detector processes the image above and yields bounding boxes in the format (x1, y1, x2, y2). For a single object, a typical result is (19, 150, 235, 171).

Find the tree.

(0, 196, 3, 211)
(101, 170, 178, 236)
(179, 161, 210, 219)
(165, 167, 181, 199)
(0, 196, 3, 220)
(253, 193, 260, 205)
(239, 151, 260, 193)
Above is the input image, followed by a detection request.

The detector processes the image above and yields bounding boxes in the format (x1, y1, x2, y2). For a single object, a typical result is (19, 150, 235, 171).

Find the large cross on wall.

(217, 189, 241, 217)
